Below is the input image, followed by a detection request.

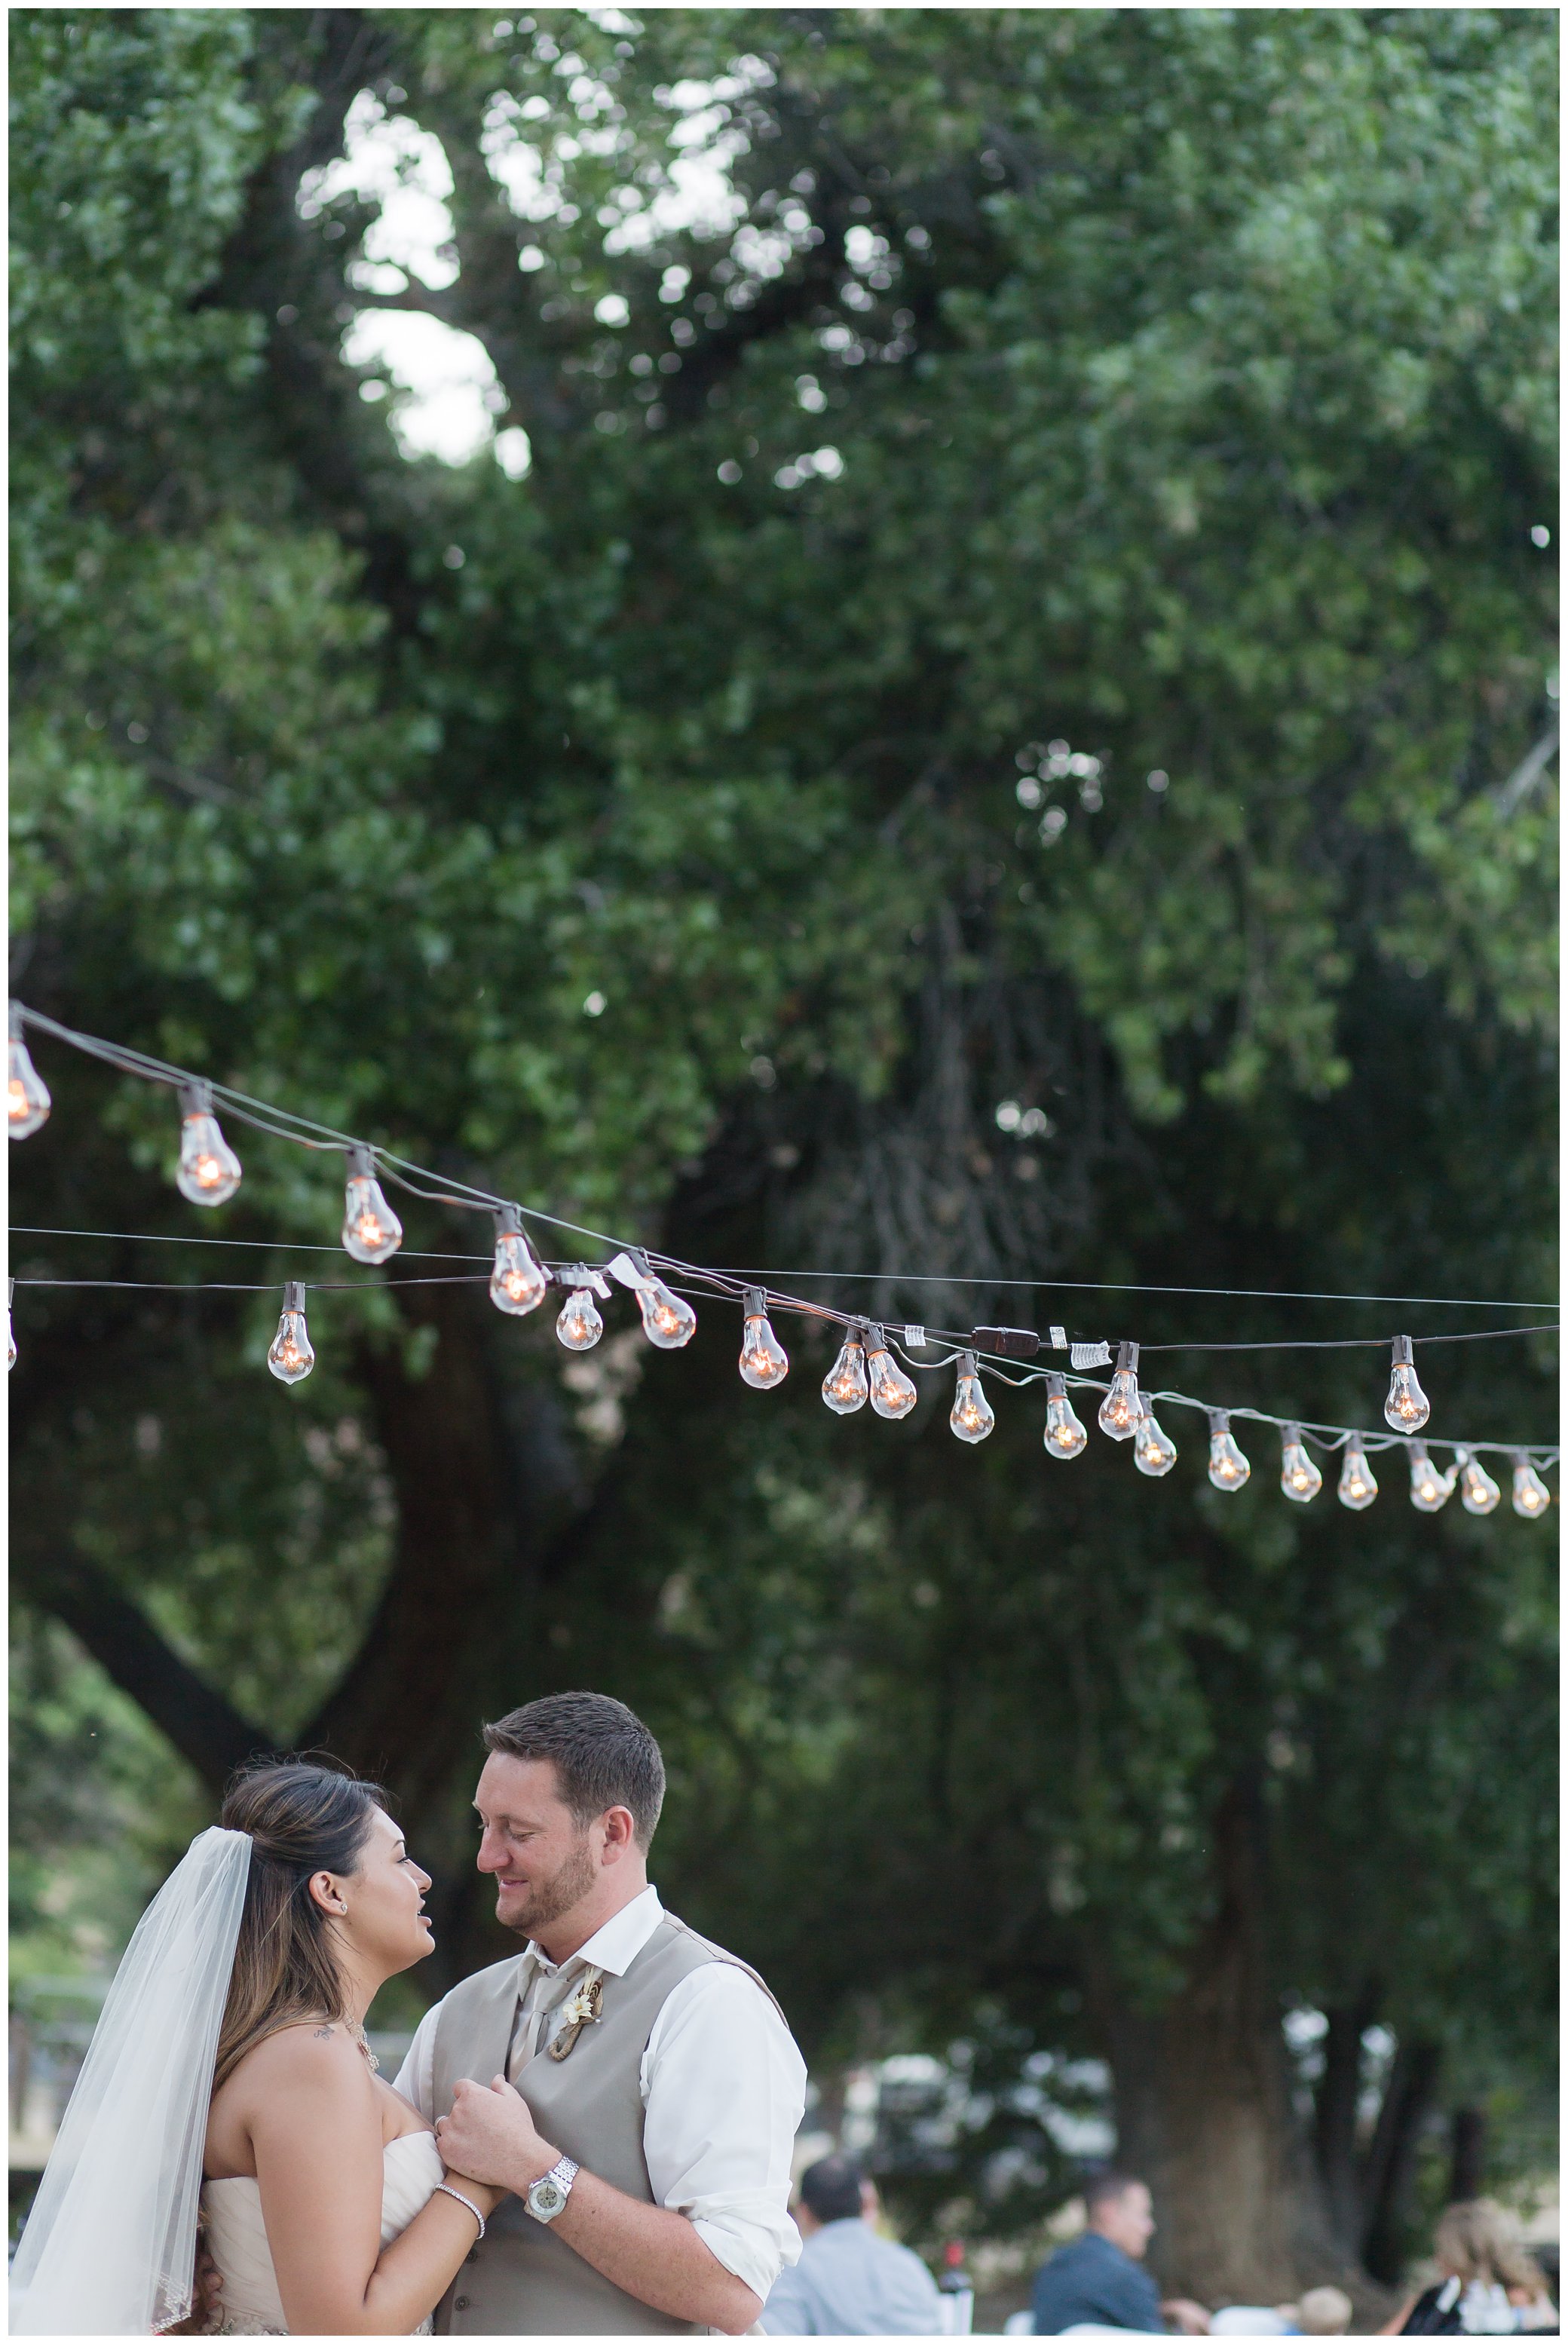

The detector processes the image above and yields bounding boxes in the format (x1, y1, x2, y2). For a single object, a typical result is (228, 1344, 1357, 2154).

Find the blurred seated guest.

(1297, 2286, 1355, 2335)
(1383, 2202, 1558, 2336)
(1031, 2171, 1211, 2335)
(1211, 2310, 1290, 2334)
(761, 2154, 943, 2335)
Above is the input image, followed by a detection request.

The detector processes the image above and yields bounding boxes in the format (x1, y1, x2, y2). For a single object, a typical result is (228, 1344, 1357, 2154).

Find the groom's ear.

(598, 1805, 637, 1861)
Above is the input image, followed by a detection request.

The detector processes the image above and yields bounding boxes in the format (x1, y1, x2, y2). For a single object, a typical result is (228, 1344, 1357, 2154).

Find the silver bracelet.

(436, 2181, 486, 2240)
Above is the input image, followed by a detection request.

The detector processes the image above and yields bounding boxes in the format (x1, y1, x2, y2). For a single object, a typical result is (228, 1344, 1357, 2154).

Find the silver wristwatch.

(525, 2154, 580, 2224)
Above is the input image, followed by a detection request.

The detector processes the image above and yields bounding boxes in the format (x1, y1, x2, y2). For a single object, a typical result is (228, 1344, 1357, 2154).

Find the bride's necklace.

(345, 2018, 380, 2073)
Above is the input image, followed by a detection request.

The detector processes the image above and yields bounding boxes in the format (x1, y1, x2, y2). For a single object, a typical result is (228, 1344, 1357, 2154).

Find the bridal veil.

(11, 1824, 252, 2334)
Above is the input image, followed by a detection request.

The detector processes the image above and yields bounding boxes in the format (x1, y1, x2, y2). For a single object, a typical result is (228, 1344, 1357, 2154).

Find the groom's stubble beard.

(496, 1831, 599, 1938)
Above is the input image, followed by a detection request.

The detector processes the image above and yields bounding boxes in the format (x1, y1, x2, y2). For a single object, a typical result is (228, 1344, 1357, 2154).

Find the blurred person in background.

(1031, 2172, 1211, 2334)
(761, 2153, 944, 2335)
(1297, 2285, 1355, 2333)
(1383, 2201, 1557, 2335)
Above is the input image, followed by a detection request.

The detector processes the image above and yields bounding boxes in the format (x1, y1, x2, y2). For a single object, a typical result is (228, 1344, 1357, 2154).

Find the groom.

(395, 1691, 807, 2334)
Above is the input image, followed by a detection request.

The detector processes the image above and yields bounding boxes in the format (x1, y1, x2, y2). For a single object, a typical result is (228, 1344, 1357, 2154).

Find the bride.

(11, 1758, 504, 2335)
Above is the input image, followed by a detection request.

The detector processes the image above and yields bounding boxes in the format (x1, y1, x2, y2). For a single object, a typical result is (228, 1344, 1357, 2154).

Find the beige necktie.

(508, 1955, 583, 2079)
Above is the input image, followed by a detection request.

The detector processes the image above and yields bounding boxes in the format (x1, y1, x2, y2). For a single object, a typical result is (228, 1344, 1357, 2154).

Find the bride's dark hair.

(213, 1757, 387, 2091)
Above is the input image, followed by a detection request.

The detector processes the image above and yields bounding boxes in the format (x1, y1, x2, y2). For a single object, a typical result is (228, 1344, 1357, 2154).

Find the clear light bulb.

(951, 1350, 994, 1444)
(1043, 1373, 1088, 1459)
(7, 1279, 16, 1373)
(1337, 1438, 1378, 1511)
(1207, 1411, 1251, 1491)
(1279, 1425, 1322, 1503)
(1097, 1341, 1141, 1441)
(489, 1205, 547, 1316)
(822, 1328, 868, 1414)
(1133, 1406, 1177, 1477)
(8, 1005, 51, 1138)
(865, 1325, 917, 1419)
(175, 1080, 242, 1206)
(556, 1280, 604, 1352)
(1511, 1452, 1551, 1519)
(635, 1265, 697, 1350)
(739, 1288, 790, 1388)
(341, 1144, 403, 1264)
(1457, 1451, 1500, 1515)
(266, 1281, 315, 1385)
(1407, 1440, 1455, 1513)
(1383, 1334, 1430, 1433)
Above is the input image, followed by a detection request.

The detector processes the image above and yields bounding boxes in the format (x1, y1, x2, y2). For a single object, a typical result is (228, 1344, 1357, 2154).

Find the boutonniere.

(547, 1968, 605, 2061)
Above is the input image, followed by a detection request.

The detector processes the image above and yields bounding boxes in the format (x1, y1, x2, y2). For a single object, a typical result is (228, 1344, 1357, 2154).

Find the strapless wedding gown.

(202, 2129, 446, 2335)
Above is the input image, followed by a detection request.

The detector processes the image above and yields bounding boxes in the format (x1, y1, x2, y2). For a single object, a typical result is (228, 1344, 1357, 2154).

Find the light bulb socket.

(865, 1322, 887, 1353)
(178, 1079, 213, 1117)
(1208, 1409, 1230, 1434)
(1409, 1439, 1429, 1463)
(282, 1279, 306, 1313)
(1046, 1371, 1067, 1399)
(493, 1203, 525, 1238)
(1116, 1341, 1139, 1373)
(957, 1350, 977, 1377)
(743, 1288, 767, 1316)
(8, 1001, 25, 1040)
(1392, 1334, 1414, 1367)
(345, 1141, 375, 1177)
(1281, 1423, 1303, 1445)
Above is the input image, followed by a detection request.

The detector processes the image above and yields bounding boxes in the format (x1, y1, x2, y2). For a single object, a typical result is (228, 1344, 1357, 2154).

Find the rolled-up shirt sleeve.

(639, 1963, 807, 2304)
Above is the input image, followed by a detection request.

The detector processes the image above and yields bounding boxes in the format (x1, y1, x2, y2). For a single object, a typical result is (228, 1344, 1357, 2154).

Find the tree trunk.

(1096, 1785, 1346, 2305)
(1314, 1989, 1381, 2262)
(1361, 2038, 1441, 2282)
(1449, 2106, 1485, 2203)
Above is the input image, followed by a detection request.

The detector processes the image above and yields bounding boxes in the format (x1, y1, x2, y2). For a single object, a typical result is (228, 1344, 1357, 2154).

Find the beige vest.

(431, 1912, 782, 2336)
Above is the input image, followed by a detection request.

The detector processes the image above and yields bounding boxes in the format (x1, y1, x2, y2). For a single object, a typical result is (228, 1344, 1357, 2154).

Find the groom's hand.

(436, 2074, 560, 2195)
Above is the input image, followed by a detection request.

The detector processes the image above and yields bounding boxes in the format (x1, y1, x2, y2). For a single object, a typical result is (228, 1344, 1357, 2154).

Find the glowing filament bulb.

(1383, 1335, 1430, 1433)
(556, 1279, 603, 1352)
(489, 1205, 547, 1316)
(1337, 1438, 1378, 1511)
(950, 1351, 994, 1444)
(1043, 1373, 1088, 1459)
(865, 1325, 917, 1419)
(1511, 1453, 1551, 1518)
(1457, 1451, 1500, 1515)
(1207, 1411, 1251, 1491)
(822, 1328, 868, 1414)
(175, 1081, 242, 1206)
(739, 1289, 790, 1388)
(1133, 1407, 1177, 1477)
(7, 1279, 15, 1372)
(266, 1282, 315, 1385)
(341, 1144, 403, 1264)
(1279, 1425, 1322, 1503)
(1097, 1342, 1141, 1442)
(8, 1005, 50, 1138)
(1407, 1440, 1455, 1513)
(635, 1269, 697, 1350)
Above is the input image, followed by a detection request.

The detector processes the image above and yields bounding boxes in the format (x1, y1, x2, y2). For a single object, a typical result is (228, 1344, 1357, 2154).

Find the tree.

(10, 7, 1556, 2303)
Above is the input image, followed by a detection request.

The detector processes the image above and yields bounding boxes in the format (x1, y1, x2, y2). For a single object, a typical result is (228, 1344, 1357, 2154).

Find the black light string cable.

(7, 1006, 1559, 1478)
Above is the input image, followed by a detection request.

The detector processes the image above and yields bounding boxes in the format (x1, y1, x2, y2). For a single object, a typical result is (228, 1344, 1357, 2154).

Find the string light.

(489, 1204, 547, 1315)
(8, 1005, 51, 1138)
(1208, 1411, 1251, 1491)
(631, 1256, 697, 1350)
(1133, 1405, 1177, 1476)
(7, 1279, 16, 1371)
(1458, 1451, 1501, 1515)
(266, 1281, 315, 1384)
(950, 1352, 995, 1444)
(556, 1276, 604, 1353)
(1097, 1341, 1141, 1440)
(822, 1326, 869, 1414)
(1408, 1440, 1456, 1512)
(1337, 1438, 1378, 1511)
(1043, 1372, 1089, 1458)
(341, 1145, 403, 1264)
(865, 1325, 917, 1419)
(739, 1289, 790, 1388)
(174, 1081, 242, 1206)
(1383, 1334, 1430, 1432)
(1511, 1452, 1551, 1518)
(1279, 1425, 1322, 1502)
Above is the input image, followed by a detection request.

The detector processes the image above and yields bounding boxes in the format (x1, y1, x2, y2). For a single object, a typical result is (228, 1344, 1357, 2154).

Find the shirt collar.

(521, 1884, 663, 1981)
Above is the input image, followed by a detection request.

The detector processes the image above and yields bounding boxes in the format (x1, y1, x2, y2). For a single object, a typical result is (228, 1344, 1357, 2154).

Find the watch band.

(525, 2153, 580, 2224)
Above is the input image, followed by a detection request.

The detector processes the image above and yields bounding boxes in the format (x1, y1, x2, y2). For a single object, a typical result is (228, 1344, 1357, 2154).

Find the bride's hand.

(441, 2168, 506, 2220)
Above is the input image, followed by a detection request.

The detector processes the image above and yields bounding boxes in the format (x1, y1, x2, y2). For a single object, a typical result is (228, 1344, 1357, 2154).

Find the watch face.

(534, 2182, 563, 2214)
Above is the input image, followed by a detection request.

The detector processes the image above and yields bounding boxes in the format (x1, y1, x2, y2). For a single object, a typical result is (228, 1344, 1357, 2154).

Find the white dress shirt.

(394, 1886, 807, 2305)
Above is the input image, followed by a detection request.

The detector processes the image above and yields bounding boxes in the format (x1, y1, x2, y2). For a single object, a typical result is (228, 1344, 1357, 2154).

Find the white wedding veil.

(11, 1824, 252, 2335)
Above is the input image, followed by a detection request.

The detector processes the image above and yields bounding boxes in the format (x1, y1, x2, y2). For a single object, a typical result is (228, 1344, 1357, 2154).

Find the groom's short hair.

(482, 1691, 666, 1846)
